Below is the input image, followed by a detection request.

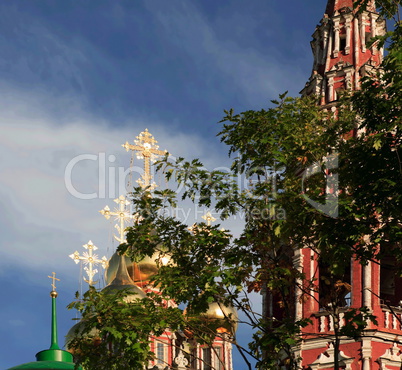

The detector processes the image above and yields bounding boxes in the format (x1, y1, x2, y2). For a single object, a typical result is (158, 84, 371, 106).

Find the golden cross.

(188, 212, 217, 234)
(99, 195, 138, 243)
(48, 272, 60, 291)
(69, 240, 108, 285)
(202, 211, 216, 226)
(122, 129, 167, 189)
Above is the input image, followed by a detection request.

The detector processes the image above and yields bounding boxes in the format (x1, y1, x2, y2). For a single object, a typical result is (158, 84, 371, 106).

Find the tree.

(68, 1, 402, 369)
(67, 287, 169, 369)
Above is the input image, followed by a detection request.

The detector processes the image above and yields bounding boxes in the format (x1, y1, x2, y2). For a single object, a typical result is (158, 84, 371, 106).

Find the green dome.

(7, 348, 77, 369)
(7, 359, 76, 369)
(6, 304, 79, 370)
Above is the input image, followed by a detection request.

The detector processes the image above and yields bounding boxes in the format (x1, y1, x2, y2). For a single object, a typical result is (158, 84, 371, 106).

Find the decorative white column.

(360, 14, 366, 53)
(371, 13, 377, 55)
(345, 70, 353, 90)
(345, 16, 352, 55)
(223, 336, 233, 370)
(370, 13, 376, 39)
(354, 17, 360, 89)
(322, 25, 330, 65)
(328, 77, 334, 102)
(324, 30, 333, 84)
(333, 21, 340, 57)
(362, 338, 372, 370)
(310, 248, 319, 312)
(293, 248, 303, 321)
(363, 261, 372, 309)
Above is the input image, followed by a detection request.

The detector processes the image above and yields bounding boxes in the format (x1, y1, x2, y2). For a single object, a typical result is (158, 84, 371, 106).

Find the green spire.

(49, 290, 60, 350)
(34, 273, 73, 362)
(6, 273, 77, 370)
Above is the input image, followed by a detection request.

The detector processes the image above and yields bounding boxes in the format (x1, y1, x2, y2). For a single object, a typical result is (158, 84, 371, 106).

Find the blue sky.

(0, 1, 324, 368)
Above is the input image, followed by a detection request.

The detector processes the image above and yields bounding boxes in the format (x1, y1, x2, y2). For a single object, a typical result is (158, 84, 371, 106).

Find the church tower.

(294, 2, 402, 369)
(301, 0, 385, 105)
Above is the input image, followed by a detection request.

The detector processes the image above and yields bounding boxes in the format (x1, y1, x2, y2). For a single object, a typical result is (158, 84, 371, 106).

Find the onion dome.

(66, 256, 146, 352)
(105, 252, 146, 286)
(185, 299, 239, 336)
(202, 301, 239, 335)
(65, 321, 100, 354)
(102, 254, 147, 301)
(7, 281, 79, 370)
(105, 249, 171, 288)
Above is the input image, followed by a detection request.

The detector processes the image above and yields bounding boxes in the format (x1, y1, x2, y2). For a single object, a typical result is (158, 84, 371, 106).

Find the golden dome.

(65, 321, 100, 354)
(102, 254, 147, 302)
(105, 249, 171, 288)
(202, 301, 239, 334)
(185, 300, 239, 335)
(105, 253, 136, 284)
(66, 256, 146, 353)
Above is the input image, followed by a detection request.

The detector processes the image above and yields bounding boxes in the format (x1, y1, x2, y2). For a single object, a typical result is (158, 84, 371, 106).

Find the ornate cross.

(99, 195, 137, 243)
(48, 272, 60, 291)
(202, 211, 216, 226)
(69, 240, 108, 285)
(188, 211, 217, 234)
(122, 129, 167, 189)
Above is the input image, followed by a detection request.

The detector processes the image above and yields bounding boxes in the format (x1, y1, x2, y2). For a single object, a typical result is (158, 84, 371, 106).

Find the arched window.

(340, 34, 347, 52)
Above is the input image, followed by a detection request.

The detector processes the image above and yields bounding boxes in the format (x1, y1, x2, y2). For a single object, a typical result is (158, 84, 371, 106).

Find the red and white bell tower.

(294, 2, 402, 369)
(301, 0, 384, 105)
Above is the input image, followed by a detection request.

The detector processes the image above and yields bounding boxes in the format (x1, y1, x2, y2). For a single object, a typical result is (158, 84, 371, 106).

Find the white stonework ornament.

(174, 352, 189, 369)
(309, 343, 353, 370)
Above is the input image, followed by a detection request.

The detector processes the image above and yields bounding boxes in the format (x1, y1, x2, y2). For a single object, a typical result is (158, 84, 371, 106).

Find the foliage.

(67, 287, 183, 369)
(116, 94, 360, 368)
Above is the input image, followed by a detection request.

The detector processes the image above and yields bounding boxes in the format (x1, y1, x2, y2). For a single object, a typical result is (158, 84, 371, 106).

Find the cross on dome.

(202, 211, 216, 226)
(122, 129, 167, 190)
(48, 272, 60, 291)
(99, 195, 138, 243)
(188, 211, 217, 234)
(69, 240, 107, 286)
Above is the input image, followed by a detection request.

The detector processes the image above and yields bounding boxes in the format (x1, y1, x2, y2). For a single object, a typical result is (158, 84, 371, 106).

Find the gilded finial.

(122, 129, 167, 190)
